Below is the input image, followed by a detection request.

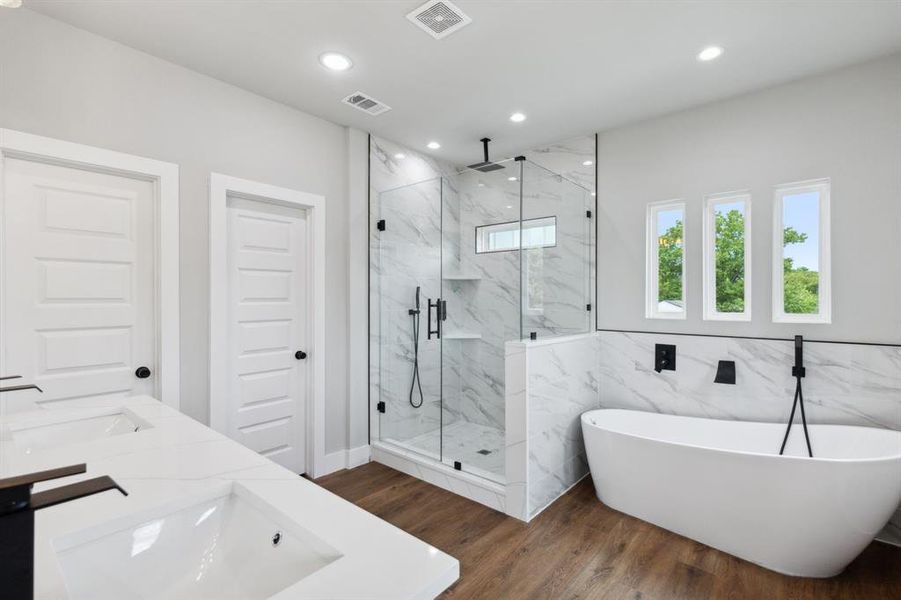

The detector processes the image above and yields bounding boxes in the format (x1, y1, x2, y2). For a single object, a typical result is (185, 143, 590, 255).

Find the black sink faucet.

(0, 375, 43, 394)
(0, 464, 128, 600)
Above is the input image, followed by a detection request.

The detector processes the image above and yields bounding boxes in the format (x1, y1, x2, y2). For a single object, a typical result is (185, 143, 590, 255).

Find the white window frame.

(645, 200, 686, 320)
(475, 216, 556, 254)
(772, 178, 831, 324)
(703, 191, 752, 321)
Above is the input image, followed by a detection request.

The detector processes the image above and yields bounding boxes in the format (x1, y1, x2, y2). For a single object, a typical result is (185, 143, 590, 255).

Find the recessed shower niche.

(369, 137, 594, 489)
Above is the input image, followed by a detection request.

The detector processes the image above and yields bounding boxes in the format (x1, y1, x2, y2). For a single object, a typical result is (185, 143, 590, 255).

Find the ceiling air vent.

(342, 91, 392, 116)
(406, 0, 472, 40)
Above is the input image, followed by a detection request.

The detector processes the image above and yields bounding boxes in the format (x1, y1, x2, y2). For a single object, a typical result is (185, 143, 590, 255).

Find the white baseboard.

(317, 444, 371, 478)
(347, 444, 372, 469)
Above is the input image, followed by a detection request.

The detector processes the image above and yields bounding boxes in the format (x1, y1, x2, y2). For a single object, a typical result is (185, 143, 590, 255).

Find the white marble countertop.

(0, 396, 459, 599)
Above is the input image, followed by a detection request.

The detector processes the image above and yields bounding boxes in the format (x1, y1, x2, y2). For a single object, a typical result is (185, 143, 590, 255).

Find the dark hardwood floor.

(315, 462, 901, 600)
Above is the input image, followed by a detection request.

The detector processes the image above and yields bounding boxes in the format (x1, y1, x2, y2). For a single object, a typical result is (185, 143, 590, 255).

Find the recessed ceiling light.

(506, 205, 513, 209)
(508, 176, 518, 182)
(0, 0, 23, 7)
(477, 183, 485, 187)
(509, 112, 526, 123)
(427, 141, 441, 150)
(319, 52, 353, 72)
(394, 153, 406, 160)
(697, 46, 723, 62)
(582, 160, 593, 166)
(591, 192, 597, 197)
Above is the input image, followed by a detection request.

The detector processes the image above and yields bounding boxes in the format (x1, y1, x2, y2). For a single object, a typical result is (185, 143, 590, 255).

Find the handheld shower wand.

(778, 335, 813, 457)
(408, 286, 424, 408)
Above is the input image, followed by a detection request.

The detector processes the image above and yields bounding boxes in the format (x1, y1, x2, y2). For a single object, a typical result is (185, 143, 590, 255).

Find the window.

(475, 216, 556, 253)
(703, 192, 751, 321)
(646, 201, 686, 319)
(772, 179, 831, 323)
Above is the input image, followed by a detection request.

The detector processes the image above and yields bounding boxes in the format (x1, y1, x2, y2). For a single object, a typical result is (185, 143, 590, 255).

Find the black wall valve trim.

(135, 366, 151, 379)
(654, 344, 676, 373)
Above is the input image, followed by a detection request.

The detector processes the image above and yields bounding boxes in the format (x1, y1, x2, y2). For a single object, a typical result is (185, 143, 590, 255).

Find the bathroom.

(0, 1, 898, 599)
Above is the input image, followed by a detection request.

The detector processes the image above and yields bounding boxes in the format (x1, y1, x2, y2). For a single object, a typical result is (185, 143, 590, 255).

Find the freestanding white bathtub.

(581, 409, 901, 577)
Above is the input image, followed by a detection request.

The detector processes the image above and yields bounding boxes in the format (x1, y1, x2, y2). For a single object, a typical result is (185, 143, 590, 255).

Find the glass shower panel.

(520, 160, 592, 339)
(377, 178, 443, 459)
(441, 161, 520, 484)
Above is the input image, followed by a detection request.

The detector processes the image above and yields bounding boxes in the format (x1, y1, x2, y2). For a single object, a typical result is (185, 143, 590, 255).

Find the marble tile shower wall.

(597, 330, 901, 545)
(370, 134, 596, 458)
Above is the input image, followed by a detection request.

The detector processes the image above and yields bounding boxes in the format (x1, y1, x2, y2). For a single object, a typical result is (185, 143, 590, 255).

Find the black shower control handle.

(135, 366, 151, 379)
(295, 351, 307, 360)
(427, 298, 442, 340)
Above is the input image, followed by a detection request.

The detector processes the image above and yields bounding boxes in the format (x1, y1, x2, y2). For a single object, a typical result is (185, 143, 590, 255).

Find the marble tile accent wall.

(597, 329, 901, 545)
(505, 333, 601, 521)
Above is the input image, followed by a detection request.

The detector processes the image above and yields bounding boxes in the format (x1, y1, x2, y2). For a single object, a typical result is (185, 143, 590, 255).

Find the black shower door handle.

(427, 298, 441, 340)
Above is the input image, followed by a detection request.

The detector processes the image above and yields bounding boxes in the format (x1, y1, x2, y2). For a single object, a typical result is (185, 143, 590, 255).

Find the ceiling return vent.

(342, 91, 392, 116)
(406, 0, 472, 40)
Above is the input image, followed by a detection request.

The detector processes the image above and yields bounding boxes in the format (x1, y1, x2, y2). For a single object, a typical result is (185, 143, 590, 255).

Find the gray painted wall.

(596, 53, 901, 344)
(0, 10, 352, 453)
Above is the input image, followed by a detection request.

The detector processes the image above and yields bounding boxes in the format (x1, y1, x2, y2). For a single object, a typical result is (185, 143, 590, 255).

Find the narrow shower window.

(646, 201, 686, 319)
(703, 192, 751, 321)
(772, 179, 831, 323)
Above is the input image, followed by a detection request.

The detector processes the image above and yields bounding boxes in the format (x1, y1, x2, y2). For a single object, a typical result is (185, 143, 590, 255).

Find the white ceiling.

(26, 0, 901, 166)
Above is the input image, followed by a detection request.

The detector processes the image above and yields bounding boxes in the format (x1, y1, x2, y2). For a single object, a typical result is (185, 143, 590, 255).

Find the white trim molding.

(208, 173, 327, 477)
(645, 199, 687, 320)
(703, 191, 752, 322)
(0, 128, 180, 409)
(772, 178, 831, 324)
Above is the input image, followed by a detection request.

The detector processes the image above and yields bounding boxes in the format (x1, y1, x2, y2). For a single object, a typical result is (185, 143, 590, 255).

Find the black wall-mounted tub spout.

(714, 360, 736, 384)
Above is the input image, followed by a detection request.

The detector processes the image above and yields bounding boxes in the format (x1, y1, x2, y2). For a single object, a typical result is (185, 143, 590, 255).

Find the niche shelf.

(442, 331, 482, 340)
(442, 271, 481, 281)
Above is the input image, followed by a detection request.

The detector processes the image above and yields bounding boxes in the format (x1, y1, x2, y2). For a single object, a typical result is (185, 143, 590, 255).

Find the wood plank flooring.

(315, 462, 901, 600)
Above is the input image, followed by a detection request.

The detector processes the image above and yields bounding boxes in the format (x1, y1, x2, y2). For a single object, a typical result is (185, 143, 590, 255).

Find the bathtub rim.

(581, 409, 901, 465)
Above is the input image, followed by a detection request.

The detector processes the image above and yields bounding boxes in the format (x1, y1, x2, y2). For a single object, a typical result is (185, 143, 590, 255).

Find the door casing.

(0, 128, 180, 409)
(209, 173, 326, 477)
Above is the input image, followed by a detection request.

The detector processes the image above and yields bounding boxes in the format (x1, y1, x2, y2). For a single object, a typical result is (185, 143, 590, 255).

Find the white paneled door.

(227, 198, 307, 473)
(1, 158, 156, 404)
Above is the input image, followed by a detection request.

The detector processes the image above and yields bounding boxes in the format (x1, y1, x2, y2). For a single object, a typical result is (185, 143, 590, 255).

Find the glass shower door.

(377, 179, 443, 459)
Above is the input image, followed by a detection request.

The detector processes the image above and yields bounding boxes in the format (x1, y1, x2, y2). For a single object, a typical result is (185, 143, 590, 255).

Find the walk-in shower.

(371, 148, 593, 485)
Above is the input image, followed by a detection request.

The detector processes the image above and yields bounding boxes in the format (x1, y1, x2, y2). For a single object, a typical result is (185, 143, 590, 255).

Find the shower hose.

(409, 296, 424, 409)
(778, 375, 813, 458)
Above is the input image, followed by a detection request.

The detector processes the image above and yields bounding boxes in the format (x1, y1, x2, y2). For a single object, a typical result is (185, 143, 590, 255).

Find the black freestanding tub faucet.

(0, 463, 128, 600)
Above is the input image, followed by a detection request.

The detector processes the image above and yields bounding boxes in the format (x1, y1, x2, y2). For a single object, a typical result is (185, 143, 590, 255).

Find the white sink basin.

(8, 407, 152, 453)
(53, 482, 343, 599)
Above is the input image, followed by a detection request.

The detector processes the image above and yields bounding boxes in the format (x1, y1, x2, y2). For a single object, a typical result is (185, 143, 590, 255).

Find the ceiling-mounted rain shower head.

(467, 138, 506, 172)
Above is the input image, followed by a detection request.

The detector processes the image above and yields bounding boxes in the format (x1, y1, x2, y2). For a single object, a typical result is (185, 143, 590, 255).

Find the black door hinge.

(586, 303, 592, 311)
(586, 210, 592, 218)
(453, 461, 462, 471)
(377, 401, 386, 413)
(377, 219, 386, 231)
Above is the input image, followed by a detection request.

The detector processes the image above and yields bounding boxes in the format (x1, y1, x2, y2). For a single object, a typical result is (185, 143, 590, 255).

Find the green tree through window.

(783, 226, 819, 313)
(658, 219, 683, 303)
(713, 209, 746, 313)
